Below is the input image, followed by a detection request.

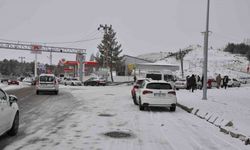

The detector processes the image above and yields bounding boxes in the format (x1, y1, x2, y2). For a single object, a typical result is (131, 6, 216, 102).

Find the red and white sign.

(31, 45, 42, 54)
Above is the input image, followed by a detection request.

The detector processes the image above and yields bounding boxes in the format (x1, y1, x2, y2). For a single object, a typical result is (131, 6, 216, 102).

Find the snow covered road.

(2, 85, 250, 150)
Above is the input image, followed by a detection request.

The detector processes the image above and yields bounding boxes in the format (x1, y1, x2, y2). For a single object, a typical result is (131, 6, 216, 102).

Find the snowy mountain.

(137, 45, 250, 78)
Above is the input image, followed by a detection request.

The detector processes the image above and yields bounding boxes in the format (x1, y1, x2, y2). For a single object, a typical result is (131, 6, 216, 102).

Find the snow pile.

(176, 85, 250, 144)
(0, 82, 30, 91)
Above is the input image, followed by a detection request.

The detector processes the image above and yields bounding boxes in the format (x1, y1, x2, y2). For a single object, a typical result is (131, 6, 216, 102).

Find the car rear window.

(146, 83, 172, 90)
(40, 76, 55, 82)
(136, 80, 144, 85)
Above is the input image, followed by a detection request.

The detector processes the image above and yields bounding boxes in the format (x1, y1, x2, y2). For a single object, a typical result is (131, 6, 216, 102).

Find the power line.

(0, 29, 102, 45)
(0, 37, 102, 45)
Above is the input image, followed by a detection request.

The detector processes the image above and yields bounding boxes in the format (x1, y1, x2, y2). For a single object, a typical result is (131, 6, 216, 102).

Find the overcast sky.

(0, 0, 250, 64)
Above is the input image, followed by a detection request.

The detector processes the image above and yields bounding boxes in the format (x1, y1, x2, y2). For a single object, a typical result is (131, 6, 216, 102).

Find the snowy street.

(1, 85, 249, 150)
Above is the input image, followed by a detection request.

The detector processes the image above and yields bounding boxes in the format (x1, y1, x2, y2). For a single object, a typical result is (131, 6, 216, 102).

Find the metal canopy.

(0, 42, 86, 54)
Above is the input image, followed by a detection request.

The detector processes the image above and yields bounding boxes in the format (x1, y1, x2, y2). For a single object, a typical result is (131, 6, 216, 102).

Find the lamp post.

(202, 0, 210, 100)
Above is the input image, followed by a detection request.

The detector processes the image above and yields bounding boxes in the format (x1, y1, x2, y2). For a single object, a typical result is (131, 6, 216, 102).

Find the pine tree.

(89, 53, 95, 61)
(97, 25, 123, 82)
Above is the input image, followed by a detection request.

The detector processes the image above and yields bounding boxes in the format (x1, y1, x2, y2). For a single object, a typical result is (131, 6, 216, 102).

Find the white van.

(145, 70, 176, 82)
(145, 70, 176, 88)
(36, 74, 59, 95)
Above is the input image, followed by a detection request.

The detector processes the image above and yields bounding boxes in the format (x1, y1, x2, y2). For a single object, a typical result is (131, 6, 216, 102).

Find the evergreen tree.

(89, 53, 95, 61)
(97, 25, 123, 82)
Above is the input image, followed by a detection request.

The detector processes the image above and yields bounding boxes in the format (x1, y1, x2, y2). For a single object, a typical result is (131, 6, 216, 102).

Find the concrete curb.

(177, 102, 250, 145)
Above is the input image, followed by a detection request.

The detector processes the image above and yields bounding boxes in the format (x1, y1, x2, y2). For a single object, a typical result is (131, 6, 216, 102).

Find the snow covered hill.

(137, 45, 250, 78)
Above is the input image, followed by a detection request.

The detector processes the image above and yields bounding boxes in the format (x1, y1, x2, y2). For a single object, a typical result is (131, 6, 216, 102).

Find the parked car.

(1, 78, 9, 83)
(64, 78, 82, 86)
(0, 88, 19, 136)
(83, 77, 106, 86)
(36, 74, 59, 95)
(228, 78, 241, 87)
(238, 76, 250, 84)
(207, 78, 217, 89)
(131, 78, 146, 105)
(8, 79, 19, 85)
(135, 80, 177, 111)
(174, 78, 187, 90)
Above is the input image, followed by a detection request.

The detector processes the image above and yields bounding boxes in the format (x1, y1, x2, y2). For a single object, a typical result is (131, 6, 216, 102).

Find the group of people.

(186, 74, 230, 92)
(186, 74, 200, 92)
(215, 74, 229, 89)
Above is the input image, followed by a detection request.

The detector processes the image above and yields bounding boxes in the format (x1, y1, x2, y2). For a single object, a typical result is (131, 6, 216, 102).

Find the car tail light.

(143, 90, 153, 95)
(168, 91, 176, 95)
(134, 85, 139, 89)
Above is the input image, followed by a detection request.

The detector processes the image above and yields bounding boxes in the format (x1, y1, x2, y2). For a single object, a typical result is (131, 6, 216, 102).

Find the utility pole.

(202, 0, 210, 100)
(49, 50, 52, 66)
(179, 49, 184, 78)
(98, 24, 112, 68)
(18, 56, 25, 63)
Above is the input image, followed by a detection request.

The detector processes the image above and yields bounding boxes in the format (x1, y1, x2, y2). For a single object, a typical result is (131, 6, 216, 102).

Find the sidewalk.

(176, 85, 250, 145)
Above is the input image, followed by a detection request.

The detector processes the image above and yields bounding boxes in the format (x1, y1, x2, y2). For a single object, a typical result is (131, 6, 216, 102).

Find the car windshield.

(146, 83, 172, 90)
(40, 76, 54, 82)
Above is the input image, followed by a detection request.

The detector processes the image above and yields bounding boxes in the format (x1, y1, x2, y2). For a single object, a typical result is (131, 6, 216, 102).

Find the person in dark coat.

(186, 75, 190, 90)
(189, 74, 196, 92)
(222, 75, 229, 89)
(201, 75, 204, 90)
(133, 75, 137, 83)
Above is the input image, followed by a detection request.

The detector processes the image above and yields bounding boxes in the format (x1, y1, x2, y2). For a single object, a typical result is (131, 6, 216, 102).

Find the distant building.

(120, 55, 179, 76)
(120, 55, 153, 76)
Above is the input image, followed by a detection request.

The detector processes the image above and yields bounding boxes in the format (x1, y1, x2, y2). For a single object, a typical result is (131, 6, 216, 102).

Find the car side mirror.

(9, 95, 18, 105)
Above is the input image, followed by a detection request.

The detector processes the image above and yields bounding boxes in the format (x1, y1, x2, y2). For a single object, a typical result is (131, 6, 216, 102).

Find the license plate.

(154, 93, 166, 97)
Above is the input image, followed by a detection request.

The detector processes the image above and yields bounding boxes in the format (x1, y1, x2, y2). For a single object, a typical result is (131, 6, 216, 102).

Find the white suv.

(64, 78, 82, 86)
(0, 88, 19, 136)
(36, 74, 59, 95)
(136, 80, 177, 111)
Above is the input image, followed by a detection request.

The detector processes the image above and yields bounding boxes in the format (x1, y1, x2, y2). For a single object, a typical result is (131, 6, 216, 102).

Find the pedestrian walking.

(216, 74, 222, 89)
(133, 75, 137, 83)
(201, 75, 204, 90)
(186, 75, 190, 90)
(222, 75, 229, 89)
(189, 74, 196, 92)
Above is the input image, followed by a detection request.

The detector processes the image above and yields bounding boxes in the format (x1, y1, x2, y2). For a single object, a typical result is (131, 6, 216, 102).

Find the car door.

(0, 89, 12, 133)
(0, 91, 5, 134)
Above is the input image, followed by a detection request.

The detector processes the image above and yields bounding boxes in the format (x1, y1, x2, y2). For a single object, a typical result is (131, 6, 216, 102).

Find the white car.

(238, 77, 250, 84)
(228, 78, 241, 87)
(174, 78, 187, 90)
(0, 88, 19, 136)
(135, 80, 177, 111)
(64, 78, 82, 86)
(36, 74, 59, 95)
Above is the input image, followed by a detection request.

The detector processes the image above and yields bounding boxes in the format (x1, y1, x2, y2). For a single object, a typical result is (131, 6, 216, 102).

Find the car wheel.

(55, 91, 58, 95)
(71, 82, 74, 86)
(139, 99, 144, 111)
(64, 83, 67, 86)
(170, 105, 176, 112)
(8, 112, 19, 136)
